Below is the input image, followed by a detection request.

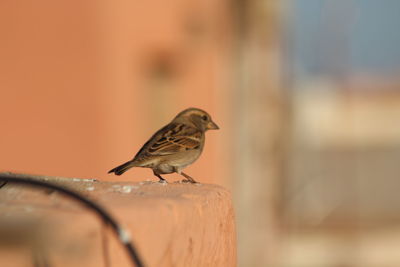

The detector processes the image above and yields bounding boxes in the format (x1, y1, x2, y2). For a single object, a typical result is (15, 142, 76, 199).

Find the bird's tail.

(108, 160, 136, 175)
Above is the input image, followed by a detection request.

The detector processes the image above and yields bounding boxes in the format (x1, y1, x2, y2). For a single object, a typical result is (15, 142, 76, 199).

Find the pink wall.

(0, 0, 232, 185)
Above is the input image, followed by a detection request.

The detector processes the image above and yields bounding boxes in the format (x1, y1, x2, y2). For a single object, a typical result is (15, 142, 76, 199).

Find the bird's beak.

(207, 120, 219, 130)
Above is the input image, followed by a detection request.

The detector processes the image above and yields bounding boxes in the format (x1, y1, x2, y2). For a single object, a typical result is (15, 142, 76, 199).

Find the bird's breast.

(161, 149, 202, 168)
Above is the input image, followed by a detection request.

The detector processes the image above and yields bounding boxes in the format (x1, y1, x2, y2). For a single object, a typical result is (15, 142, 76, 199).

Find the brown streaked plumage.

(108, 108, 219, 183)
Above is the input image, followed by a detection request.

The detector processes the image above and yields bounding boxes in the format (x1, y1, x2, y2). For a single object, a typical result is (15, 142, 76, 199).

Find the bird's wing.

(134, 123, 203, 160)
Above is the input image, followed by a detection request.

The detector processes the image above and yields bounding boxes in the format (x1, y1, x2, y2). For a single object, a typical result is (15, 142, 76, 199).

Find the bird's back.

(132, 122, 204, 166)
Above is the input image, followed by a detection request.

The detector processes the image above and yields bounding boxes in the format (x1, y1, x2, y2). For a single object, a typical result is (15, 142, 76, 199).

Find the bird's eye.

(202, 115, 208, 121)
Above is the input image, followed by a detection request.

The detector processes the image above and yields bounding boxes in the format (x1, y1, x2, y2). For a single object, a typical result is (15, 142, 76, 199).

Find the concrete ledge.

(0, 174, 236, 267)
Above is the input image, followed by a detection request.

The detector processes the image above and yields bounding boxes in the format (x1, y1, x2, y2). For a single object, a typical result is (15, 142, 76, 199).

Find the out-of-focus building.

(277, 1, 400, 266)
(232, 0, 400, 266)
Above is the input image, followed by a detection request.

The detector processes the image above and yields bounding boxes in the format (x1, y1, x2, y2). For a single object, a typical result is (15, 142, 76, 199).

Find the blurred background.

(1, 0, 400, 266)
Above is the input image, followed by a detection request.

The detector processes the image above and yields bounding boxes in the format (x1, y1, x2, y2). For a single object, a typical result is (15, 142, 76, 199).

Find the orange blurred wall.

(0, 0, 232, 184)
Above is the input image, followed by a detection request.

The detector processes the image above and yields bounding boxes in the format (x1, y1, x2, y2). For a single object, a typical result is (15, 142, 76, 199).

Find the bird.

(108, 108, 219, 183)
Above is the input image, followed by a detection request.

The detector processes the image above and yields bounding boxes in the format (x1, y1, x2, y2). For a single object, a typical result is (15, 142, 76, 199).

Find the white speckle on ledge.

(83, 178, 96, 182)
(121, 185, 132, 193)
(72, 178, 97, 182)
(120, 185, 139, 193)
(86, 186, 95, 191)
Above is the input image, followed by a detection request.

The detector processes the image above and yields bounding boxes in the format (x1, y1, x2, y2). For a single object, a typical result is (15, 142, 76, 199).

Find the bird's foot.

(180, 172, 198, 183)
(180, 179, 197, 184)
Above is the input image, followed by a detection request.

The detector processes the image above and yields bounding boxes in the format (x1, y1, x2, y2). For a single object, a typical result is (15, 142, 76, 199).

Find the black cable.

(0, 174, 145, 267)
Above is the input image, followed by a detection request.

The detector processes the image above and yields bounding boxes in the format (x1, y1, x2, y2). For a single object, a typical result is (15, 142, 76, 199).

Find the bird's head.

(173, 108, 219, 132)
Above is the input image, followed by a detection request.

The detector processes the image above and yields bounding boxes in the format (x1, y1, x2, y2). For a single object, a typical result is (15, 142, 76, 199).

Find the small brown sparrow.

(108, 108, 219, 183)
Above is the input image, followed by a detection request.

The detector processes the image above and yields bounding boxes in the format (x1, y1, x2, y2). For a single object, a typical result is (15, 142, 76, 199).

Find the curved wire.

(0, 175, 145, 267)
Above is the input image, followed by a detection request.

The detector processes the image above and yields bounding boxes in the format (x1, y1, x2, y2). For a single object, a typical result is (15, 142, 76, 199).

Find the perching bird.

(108, 108, 219, 183)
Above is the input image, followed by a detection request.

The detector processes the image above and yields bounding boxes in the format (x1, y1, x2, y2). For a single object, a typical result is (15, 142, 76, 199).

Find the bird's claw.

(181, 179, 197, 184)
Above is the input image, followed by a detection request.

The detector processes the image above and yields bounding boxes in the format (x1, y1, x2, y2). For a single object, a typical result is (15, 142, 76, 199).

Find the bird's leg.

(180, 172, 197, 184)
(173, 167, 197, 184)
(153, 171, 167, 183)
